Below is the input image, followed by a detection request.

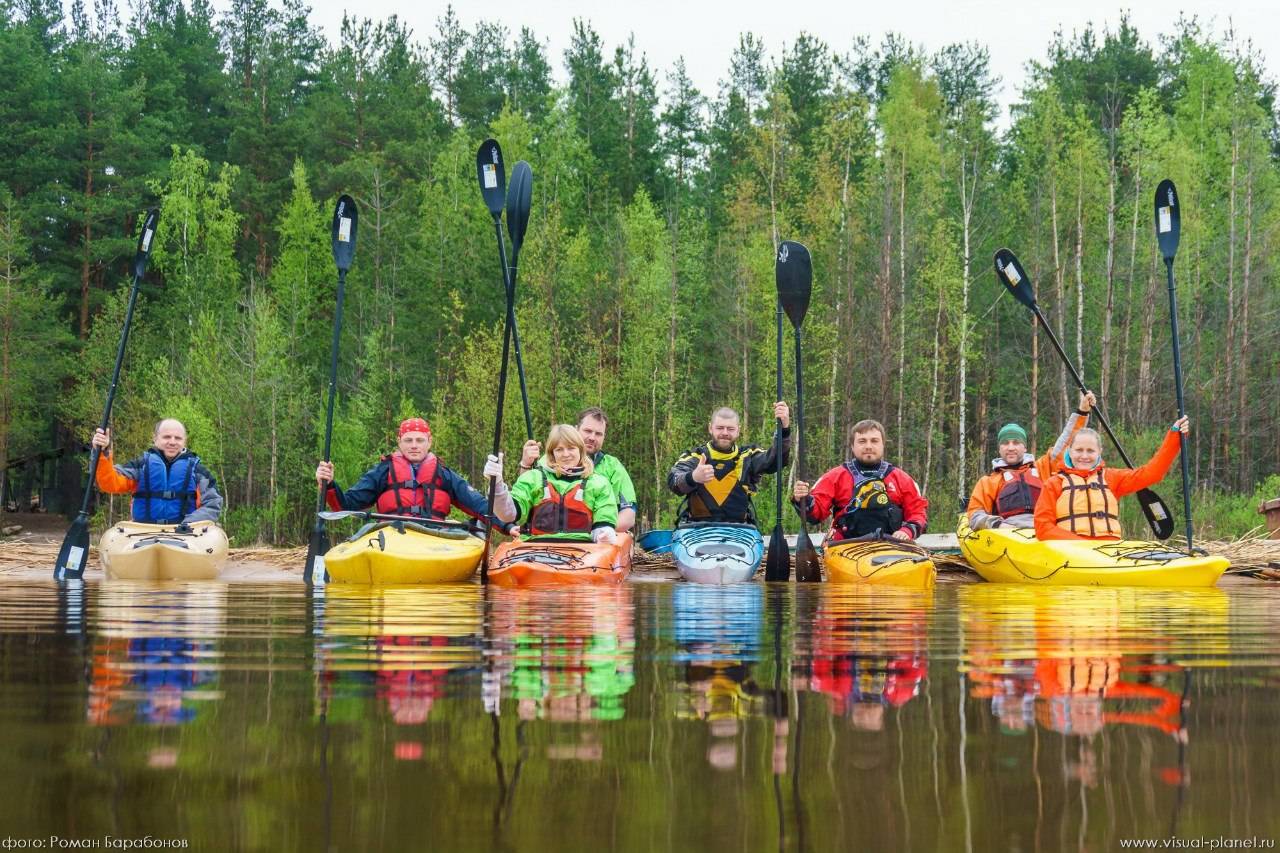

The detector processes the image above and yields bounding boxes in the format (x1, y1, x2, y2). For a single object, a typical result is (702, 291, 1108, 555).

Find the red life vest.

(528, 471, 594, 536)
(375, 452, 453, 519)
(994, 466, 1042, 518)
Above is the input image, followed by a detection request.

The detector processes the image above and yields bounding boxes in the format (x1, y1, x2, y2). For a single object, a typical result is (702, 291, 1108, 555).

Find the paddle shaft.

(495, 220, 534, 440)
(774, 299, 784, 526)
(1030, 304, 1138, 468)
(313, 269, 347, 519)
(482, 220, 518, 584)
(77, 268, 145, 518)
(1164, 258, 1195, 551)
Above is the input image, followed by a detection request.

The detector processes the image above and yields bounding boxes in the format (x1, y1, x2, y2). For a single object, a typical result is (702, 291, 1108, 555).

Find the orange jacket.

(1034, 430, 1182, 541)
(967, 412, 1088, 527)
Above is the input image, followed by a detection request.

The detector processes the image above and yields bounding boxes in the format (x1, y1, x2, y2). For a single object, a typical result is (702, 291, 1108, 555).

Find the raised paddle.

(55, 208, 160, 581)
(304, 195, 359, 586)
(994, 247, 1175, 540)
(1154, 180, 1195, 554)
(778, 241, 821, 582)
(476, 140, 531, 439)
(763, 290, 789, 581)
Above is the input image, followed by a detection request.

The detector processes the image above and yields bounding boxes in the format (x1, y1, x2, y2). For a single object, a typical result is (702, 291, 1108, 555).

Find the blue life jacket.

(132, 448, 199, 524)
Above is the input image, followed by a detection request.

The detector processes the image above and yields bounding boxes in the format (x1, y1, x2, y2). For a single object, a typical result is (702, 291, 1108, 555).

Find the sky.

(278, 0, 1278, 123)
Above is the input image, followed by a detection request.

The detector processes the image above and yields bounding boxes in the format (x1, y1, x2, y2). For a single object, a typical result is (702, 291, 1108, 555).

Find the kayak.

(671, 522, 764, 584)
(324, 520, 484, 584)
(637, 529, 674, 554)
(99, 521, 229, 581)
(956, 514, 1228, 587)
(823, 538, 936, 589)
(488, 533, 633, 587)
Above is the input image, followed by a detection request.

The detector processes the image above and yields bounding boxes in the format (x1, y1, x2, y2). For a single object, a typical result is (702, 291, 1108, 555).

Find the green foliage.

(4, 12, 1276, 545)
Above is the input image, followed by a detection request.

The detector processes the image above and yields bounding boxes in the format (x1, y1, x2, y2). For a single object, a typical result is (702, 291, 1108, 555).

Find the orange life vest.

(1054, 470, 1122, 538)
(528, 472, 594, 536)
(375, 452, 452, 519)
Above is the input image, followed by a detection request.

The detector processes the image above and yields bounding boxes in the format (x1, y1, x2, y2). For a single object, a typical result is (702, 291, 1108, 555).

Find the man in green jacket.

(576, 406, 637, 533)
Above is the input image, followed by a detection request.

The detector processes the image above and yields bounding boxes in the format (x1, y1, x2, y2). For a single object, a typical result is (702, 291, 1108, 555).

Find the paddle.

(54, 208, 160, 581)
(304, 195, 359, 586)
(1154, 180, 1195, 554)
(994, 248, 1175, 539)
(778, 241, 821, 582)
(763, 288, 789, 581)
(475, 143, 533, 583)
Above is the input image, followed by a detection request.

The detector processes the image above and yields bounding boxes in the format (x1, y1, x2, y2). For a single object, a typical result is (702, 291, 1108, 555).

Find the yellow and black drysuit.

(666, 429, 790, 524)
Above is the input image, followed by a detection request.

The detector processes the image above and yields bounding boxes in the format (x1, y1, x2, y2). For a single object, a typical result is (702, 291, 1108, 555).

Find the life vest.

(1054, 469, 1122, 538)
(683, 445, 758, 523)
(995, 465, 1042, 518)
(527, 469, 594, 536)
(132, 448, 198, 524)
(375, 452, 453, 519)
(834, 461, 902, 539)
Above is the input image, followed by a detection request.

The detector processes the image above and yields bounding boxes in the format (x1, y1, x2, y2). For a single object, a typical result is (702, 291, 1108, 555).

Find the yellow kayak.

(99, 521, 229, 581)
(324, 521, 484, 584)
(823, 539, 936, 589)
(956, 513, 1229, 587)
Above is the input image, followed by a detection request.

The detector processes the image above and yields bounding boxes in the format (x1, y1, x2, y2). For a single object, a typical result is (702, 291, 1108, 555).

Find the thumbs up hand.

(692, 453, 715, 484)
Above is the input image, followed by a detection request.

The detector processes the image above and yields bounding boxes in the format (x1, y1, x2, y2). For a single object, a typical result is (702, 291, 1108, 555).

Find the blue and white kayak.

(671, 523, 764, 584)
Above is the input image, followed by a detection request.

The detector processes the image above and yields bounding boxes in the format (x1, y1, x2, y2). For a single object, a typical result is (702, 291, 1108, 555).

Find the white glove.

(591, 526, 618, 545)
(484, 452, 504, 480)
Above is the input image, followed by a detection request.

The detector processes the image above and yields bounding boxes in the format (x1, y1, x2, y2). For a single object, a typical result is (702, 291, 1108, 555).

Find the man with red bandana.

(314, 417, 516, 526)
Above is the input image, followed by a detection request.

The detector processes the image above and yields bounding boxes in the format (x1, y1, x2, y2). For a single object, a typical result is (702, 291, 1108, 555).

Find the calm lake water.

(1, 580, 1277, 852)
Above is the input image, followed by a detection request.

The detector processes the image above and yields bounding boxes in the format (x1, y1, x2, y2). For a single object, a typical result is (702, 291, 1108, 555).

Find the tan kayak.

(99, 521, 229, 580)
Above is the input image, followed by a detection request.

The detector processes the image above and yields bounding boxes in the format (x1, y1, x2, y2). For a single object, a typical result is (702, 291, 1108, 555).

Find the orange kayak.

(488, 533, 633, 587)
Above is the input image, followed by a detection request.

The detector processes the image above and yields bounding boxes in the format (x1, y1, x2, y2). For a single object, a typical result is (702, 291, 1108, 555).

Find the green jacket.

(591, 451, 637, 513)
(510, 464, 619, 540)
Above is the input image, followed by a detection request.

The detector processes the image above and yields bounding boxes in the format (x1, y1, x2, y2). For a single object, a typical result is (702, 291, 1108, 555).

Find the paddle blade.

(132, 208, 160, 279)
(304, 525, 330, 586)
(506, 161, 533, 256)
(1137, 488, 1176, 540)
(764, 524, 791, 582)
(1154, 179, 1181, 261)
(994, 248, 1037, 311)
(331, 195, 358, 272)
(775, 241, 812, 328)
(54, 514, 92, 580)
(476, 138, 507, 217)
(794, 530, 821, 582)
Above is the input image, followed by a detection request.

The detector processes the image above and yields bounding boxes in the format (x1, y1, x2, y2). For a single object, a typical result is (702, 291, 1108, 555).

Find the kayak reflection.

(316, 585, 484, 729)
(800, 586, 931, 730)
(672, 584, 765, 769)
(88, 586, 227, 728)
(960, 585, 1228, 742)
(488, 586, 636, 726)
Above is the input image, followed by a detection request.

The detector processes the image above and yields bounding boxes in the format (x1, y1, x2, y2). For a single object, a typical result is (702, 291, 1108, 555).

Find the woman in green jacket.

(510, 424, 619, 543)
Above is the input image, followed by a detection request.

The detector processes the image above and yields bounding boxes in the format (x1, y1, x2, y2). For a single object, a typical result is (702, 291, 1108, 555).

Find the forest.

(0, 1, 1276, 543)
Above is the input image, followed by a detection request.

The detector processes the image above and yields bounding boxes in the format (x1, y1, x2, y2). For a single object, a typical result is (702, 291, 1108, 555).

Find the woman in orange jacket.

(1034, 416, 1189, 541)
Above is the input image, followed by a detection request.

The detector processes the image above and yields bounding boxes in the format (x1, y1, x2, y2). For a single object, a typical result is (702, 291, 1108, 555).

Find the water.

(1, 581, 1277, 852)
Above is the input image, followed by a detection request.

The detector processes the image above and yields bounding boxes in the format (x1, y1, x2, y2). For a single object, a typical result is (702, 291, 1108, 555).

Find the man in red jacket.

(792, 419, 928, 542)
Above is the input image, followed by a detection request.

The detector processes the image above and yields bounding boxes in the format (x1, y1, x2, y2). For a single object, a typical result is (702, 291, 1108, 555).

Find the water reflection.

(0, 579, 1276, 850)
(88, 587, 226, 729)
(802, 586, 931, 731)
(671, 584, 765, 771)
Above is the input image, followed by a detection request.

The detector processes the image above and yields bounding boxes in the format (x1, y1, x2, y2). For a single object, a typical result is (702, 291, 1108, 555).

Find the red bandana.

(398, 418, 431, 438)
